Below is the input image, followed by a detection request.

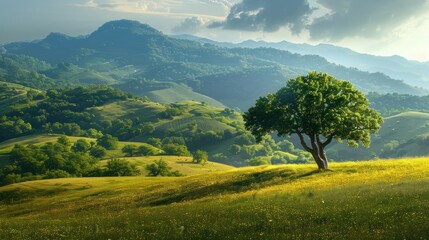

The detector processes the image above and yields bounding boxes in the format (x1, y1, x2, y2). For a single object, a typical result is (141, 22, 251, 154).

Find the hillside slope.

(0, 84, 311, 167)
(0, 158, 428, 239)
(115, 81, 225, 107)
(100, 156, 234, 176)
(327, 111, 429, 160)
(0, 81, 42, 115)
(0, 134, 162, 167)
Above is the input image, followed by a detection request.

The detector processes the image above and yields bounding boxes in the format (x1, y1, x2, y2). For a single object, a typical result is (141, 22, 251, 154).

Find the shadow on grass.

(0, 187, 69, 205)
(145, 169, 322, 207)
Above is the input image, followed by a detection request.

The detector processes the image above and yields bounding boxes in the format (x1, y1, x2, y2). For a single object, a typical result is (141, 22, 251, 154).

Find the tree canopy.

(193, 150, 208, 165)
(243, 72, 383, 169)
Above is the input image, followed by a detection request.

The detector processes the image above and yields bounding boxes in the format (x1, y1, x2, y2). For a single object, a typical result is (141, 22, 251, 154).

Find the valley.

(1, 17, 429, 240)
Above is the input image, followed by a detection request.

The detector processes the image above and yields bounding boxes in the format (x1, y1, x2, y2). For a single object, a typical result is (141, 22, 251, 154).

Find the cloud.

(79, 0, 174, 14)
(309, 0, 429, 41)
(171, 17, 209, 34)
(206, 0, 235, 12)
(209, 0, 313, 33)
(212, 0, 429, 41)
(78, 0, 232, 19)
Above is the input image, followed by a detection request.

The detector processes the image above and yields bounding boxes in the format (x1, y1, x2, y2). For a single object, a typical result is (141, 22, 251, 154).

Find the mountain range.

(174, 34, 429, 90)
(2, 19, 427, 111)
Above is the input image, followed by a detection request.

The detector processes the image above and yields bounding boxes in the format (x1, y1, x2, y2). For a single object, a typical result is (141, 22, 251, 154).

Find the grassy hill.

(0, 84, 292, 167)
(0, 134, 162, 167)
(115, 81, 225, 107)
(89, 100, 244, 153)
(100, 156, 234, 176)
(0, 134, 233, 175)
(0, 134, 91, 154)
(0, 81, 42, 115)
(327, 111, 429, 160)
(0, 158, 428, 239)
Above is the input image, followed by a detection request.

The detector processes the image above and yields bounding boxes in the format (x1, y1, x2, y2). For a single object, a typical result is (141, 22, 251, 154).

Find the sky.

(1, 0, 429, 62)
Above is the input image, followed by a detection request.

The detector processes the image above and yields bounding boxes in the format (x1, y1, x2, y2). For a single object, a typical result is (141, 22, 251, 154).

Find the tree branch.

(297, 132, 312, 152)
(322, 135, 334, 147)
(309, 134, 319, 153)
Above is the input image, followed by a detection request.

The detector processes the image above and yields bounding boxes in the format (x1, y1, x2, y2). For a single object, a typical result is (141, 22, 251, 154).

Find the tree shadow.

(143, 168, 322, 207)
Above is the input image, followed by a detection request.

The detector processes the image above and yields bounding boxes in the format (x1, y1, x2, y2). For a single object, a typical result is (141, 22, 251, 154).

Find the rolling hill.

(2, 84, 429, 168)
(0, 81, 43, 115)
(327, 111, 429, 160)
(0, 134, 163, 167)
(0, 134, 234, 174)
(0, 158, 428, 239)
(0, 84, 311, 168)
(99, 156, 234, 176)
(114, 80, 225, 107)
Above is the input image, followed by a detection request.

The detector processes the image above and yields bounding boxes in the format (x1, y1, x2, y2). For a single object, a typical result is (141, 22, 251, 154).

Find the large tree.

(243, 72, 383, 170)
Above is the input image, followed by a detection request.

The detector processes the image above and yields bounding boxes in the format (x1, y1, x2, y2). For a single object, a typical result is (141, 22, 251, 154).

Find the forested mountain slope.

(4, 20, 426, 110)
(174, 34, 429, 90)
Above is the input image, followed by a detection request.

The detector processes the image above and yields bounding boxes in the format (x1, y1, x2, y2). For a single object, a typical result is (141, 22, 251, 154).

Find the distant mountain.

(176, 36, 429, 90)
(4, 20, 427, 110)
(171, 34, 235, 47)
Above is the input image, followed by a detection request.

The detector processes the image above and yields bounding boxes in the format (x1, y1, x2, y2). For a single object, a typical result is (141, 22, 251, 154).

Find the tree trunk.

(315, 143, 328, 170)
(297, 132, 329, 170)
(318, 149, 328, 170)
(310, 150, 328, 170)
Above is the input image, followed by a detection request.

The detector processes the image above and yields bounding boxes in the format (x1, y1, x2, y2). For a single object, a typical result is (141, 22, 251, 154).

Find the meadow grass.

(88, 99, 165, 122)
(100, 156, 235, 176)
(0, 157, 428, 239)
(145, 83, 225, 107)
(155, 116, 235, 133)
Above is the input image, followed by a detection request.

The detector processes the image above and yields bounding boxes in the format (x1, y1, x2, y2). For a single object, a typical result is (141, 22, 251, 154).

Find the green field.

(0, 158, 428, 239)
(144, 83, 226, 108)
(100, 156, 235, 176)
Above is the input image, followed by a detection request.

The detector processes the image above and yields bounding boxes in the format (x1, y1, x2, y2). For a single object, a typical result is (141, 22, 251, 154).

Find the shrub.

(44, 169, 71, 179)
(90, 145, 107, 158)
(145, 159, 183, 177)
(96, 134, 118, 150)
(104, 159, 139, 176)
(193, 150, 208, 165)
(72, 139, 91, 153)
(162, 144, 191, 156)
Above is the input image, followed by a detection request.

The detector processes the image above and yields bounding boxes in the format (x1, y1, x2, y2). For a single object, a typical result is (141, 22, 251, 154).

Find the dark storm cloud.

(212, 0, 429, 40)
(309, 0, 429, 40)
(209, 0, 313, 33)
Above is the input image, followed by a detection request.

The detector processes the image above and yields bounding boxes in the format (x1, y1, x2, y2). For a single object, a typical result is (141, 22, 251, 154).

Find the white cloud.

(78, 0, 232, 19)
(171, 16, 209, 34)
